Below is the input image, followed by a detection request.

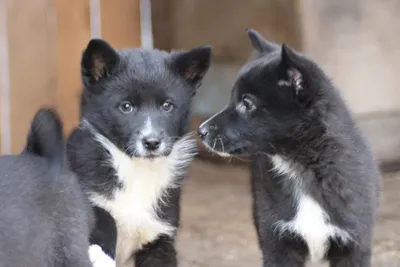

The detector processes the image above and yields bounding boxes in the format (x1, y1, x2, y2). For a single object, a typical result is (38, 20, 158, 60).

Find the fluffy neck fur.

(81, 120, 197, 265)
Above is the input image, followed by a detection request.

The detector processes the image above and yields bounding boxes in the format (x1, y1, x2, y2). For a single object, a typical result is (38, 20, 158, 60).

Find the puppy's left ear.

(170, 46, 212, 90)
(81, 39, 119, 87)
(280, 44, 310, 105)
(247, 28, 279, 54)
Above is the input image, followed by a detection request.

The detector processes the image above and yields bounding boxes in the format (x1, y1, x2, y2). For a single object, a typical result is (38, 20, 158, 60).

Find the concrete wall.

(301, 0, 400, 115)
(300, 0, 400, 163)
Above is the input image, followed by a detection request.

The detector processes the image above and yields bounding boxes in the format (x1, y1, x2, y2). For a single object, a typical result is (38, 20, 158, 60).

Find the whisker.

(219, 138, 225, 154)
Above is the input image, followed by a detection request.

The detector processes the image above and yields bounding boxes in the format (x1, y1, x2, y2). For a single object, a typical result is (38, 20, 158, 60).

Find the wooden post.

(2, 0, 142, 152)
(0, 0, 6, 153)
(53, 0, 91, 134)
(100, 0, 141, 49)
(6, 0, 57, 153)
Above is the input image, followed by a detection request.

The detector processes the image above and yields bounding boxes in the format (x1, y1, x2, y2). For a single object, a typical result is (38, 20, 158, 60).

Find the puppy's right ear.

(169, 46, 212, 90)
(246, 28, 279, 54)
(81, 39, 119, 87)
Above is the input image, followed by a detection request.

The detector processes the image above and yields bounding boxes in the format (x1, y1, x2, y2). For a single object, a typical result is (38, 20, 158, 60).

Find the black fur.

(67, 39, 211, 267)
(199, 29, 380, 267)
(0, 108, 93, 267)
(90, 206, 118, 259)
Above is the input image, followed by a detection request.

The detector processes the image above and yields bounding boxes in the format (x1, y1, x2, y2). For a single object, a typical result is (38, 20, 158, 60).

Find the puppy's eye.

(119, 101, 134, 114)
(161, 100, 174, 112)
(242, 96, 255, 111)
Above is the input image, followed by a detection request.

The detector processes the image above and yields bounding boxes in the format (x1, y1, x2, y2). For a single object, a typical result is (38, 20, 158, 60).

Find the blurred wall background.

(1, 0, 400, 167)
(0, 0, 141, 153)
(301, 0, 400, 164)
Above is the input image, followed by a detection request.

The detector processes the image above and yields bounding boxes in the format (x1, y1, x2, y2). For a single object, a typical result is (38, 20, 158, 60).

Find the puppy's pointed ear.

(281, 44, 303, 68)
(170, 46, 212, 89)
(280, 44, 311, 105)
(246, 28, 279, 54)
(81, 39, 119, 86)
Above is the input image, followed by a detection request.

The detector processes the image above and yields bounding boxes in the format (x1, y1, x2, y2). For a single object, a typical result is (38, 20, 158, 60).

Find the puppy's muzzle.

(198, 121, 218, 139)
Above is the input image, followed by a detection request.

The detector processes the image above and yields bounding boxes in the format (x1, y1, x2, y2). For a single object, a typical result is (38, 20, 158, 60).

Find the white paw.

(88, 244, 116, 267)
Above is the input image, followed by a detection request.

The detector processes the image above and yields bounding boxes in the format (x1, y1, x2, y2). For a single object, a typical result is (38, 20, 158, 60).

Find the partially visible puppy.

(0, 108, 105, 267)
(199, 29, 380, 267)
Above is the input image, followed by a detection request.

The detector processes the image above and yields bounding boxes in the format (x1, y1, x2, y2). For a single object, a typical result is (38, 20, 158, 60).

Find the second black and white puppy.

(198, 29, 380, 267)
(67, 39, 211, 267)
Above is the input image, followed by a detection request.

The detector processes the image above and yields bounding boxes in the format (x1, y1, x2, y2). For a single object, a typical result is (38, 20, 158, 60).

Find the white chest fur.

(88, 129, 196, 266)
(271, 155, 351, 263)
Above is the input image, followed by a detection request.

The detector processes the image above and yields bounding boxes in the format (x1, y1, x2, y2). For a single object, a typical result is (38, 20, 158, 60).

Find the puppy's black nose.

(198, 123, 217, 139)
(143, 137, 161, 151)
(197, 125, 209, 138)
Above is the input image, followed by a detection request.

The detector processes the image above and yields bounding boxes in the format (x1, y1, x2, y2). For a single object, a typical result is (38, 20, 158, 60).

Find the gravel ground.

(177, 160, 400, 267)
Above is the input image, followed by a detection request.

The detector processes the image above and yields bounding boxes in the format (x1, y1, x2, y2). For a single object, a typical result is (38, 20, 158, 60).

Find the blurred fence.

(0, 0, 141, 153)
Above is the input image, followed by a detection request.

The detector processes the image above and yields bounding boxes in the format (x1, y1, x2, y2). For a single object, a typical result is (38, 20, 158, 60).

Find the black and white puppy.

(0, 108, 94, 267)
(198, 29, 381, 267)
(67, 39, 211, 267)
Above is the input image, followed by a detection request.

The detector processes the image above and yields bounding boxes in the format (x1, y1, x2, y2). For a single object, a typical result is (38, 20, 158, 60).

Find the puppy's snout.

(198, 122, 217, 139)
(142, 136, 161, 151)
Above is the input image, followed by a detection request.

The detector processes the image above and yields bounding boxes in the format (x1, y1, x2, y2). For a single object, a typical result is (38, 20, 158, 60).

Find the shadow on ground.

(177, 160, 400, 267)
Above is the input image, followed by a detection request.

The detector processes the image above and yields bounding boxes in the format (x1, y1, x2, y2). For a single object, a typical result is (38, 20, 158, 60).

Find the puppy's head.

(198, 29, 328, 157)
(80, 39, 211, 158)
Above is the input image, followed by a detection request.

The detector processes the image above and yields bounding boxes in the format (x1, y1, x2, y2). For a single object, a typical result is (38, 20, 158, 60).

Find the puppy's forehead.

(119, 49, 178, 87)
(235, 55, 280, 96)
(120, 49, 169, 70)
(238, 54, 280, 80)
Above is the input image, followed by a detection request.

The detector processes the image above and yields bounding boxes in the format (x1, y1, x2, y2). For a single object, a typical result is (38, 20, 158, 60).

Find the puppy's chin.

(135, 150, 172, 159)
(201, 140, 233, 158)
(126, 146, 172, 159)
(142, 151, 170, 159)
(201, 139, 251, 158)
(214, 151, 232, 158)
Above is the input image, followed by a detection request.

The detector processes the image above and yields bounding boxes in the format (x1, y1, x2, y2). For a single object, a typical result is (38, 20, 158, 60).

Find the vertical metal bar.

(90, 0, 102, 39)
(140, 0, 153, 48)
(0, 0, 11, 154)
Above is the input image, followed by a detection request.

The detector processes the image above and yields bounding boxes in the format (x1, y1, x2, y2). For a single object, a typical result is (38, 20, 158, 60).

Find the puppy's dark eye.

(242, 96, 255, 111)
(161, 100, 174, 112)
(119, 101, 134, 114)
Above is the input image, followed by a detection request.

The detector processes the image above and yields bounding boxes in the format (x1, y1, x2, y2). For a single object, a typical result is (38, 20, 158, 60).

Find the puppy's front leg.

(135, 235, 177, 267)
(89, 206, 118, 267)
(89, 244, 116, 267)
(329, 247, 372, 267)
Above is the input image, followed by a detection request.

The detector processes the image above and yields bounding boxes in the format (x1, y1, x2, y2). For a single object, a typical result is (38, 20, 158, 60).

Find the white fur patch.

(84, 121, 196, 266)
(235, 103, 246, 114)
(270, 155, 300, 180)
(270, 155, 352, 263)
(277, 79, 291, 87)
(215, 151, 232, 158)
(89, 244, 116, 267)
(142, 117, 153, 136)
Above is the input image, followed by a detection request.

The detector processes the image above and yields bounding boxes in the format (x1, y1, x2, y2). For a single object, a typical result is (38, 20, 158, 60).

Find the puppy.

(67, 39, 211, 267)
(0, 108, 94, 267)
(198, 29, 380, 267)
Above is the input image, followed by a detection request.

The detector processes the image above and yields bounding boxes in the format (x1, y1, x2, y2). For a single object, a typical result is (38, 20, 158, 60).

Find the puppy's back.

(0, 108, 93, 267)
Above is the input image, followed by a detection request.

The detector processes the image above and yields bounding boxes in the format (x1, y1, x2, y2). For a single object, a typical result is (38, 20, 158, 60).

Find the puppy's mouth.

(201, 137, 247, 158)
(126, 143, 172, 159)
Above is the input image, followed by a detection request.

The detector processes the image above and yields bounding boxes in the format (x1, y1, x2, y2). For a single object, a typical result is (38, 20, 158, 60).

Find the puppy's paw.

(88, 244, 116, 267)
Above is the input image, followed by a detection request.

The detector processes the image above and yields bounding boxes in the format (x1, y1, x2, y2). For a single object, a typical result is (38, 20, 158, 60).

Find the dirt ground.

(177, 160, 400, 267)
